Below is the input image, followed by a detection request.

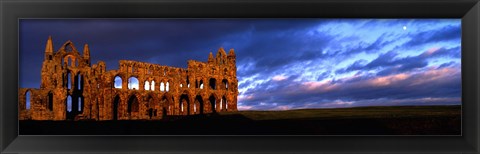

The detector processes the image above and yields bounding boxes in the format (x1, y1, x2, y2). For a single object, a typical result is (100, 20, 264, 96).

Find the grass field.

(221, 105, 461, 120)
(20, 105, 461, 135)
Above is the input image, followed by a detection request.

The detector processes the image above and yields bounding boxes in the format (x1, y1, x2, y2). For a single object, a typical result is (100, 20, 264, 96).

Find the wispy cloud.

(20, 19, 461, 110)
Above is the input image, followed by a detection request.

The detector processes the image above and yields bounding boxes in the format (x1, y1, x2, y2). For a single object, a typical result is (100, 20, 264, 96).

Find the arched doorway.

(161, 95, 168, 118)
(127, 95, 139, 118)
(147, 96, 155, 119)
(47, 92, 53, 111)
(180, 94, 189, 115)
(222, 96, 227, 111)
(195, 95, 204, 114)
(113, 95, 120, 120)
(209, 95, 216, 113)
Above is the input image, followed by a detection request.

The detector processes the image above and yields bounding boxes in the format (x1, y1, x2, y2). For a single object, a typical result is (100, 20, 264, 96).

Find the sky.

(19, 19, 462, 110)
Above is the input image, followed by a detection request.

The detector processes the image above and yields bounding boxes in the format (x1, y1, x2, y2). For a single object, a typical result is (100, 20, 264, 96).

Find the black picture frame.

(1, 0, 479, 153)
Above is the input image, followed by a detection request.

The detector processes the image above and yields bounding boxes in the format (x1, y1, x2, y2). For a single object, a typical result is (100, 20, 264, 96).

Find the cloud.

(20, 19, 462, 110)
(403, 25, 461, 48)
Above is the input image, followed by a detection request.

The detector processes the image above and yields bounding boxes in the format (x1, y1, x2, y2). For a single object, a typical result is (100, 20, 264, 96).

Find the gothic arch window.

(222, 79, 228, 90)
(78, 97, 82, 111)
(67, 72, 72, 89)
(151, 80, 155, 91)
(67, 95, 72, 112)
(77, 74, 82, 90)
(47, 92, 53, 111)
(128, 95, 139, 113)
(193, 102, 197, 113)
(166, 82, 170, 92)
(209, 78, 216, 90)
(25, 90, 31, 110)
(209, 95, 216, 113)
(114, 76, 122, 89)
(220, 98, 223, 110)
(128, 77, 139, 90)
(222, 96, 227, 111)
(68, 57, 72, 67)
(144, 81, 150, 90)
(160, 82, 165, 91)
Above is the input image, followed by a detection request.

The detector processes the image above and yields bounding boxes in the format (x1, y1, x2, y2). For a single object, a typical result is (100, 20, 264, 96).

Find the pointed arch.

(147, 95, 155, 119)
(180, 94, 189, 115)
(61, 41, 77, 52)
(209, 78, 216, 90)
(76, 73, 82, 90)
(25, 90, 31, 110)
(114, 75, 122, 89)
(67, 72, 72, 89)
(195, 95, 204, 114)
(186, 76, 190, 88)
(160, 82, 165, 91)
(144, 81, 150, 90)
(222, 79, 228, 90)
(161, 94, 171, 116)
(151, 80, 155, 91)
(166, 81, 170, 91)
(127, 94, 139, 113)
(47, 92, 53, 111)
(222, 95, 227, 111)
(113, 95, 121, 120)
(66, 95, 72, 112)
(78, 97, 83, 112)
(128, 76, 139, 90)
(208, 94, 217, 113)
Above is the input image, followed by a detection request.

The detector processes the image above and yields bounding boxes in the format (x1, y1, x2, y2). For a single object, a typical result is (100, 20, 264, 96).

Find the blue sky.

(20, 19, 461, 110)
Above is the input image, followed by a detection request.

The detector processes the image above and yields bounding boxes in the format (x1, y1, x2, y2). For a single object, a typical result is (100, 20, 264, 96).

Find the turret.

(208, 52, 214, 63)
(83, 44, 91, 65)
(228, 48, 235, 57)
(228, 48, 236, 67)
(44, 36, 54, 61)
(41, 36, 55, 89)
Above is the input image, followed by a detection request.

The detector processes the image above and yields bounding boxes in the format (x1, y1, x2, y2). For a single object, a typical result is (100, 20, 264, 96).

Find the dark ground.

(19, 105, 461, 135)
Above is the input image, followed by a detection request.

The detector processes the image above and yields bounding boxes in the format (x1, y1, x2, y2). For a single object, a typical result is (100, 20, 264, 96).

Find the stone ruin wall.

(19, 36, 238, 121)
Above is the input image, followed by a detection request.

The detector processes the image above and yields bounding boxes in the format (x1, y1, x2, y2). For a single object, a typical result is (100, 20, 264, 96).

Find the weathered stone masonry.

(19, 36, 238, 120)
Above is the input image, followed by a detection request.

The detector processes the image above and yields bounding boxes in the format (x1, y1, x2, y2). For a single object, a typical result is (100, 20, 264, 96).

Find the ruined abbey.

(19, 36, 238, 120)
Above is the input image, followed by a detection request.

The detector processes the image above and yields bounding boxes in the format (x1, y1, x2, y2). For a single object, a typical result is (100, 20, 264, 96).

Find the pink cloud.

(238, 95, 255, 102)
(424, 47, 441, 56)
(301, 80, 338, 92)
(409, 67, 460, 86)
(367, 73, 409, 87)
(272, 75, 288, 81)
(237, 105, 254, 110)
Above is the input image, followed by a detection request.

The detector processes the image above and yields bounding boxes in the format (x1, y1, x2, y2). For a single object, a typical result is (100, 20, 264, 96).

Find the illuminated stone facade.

(19, 36, 238, 120)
